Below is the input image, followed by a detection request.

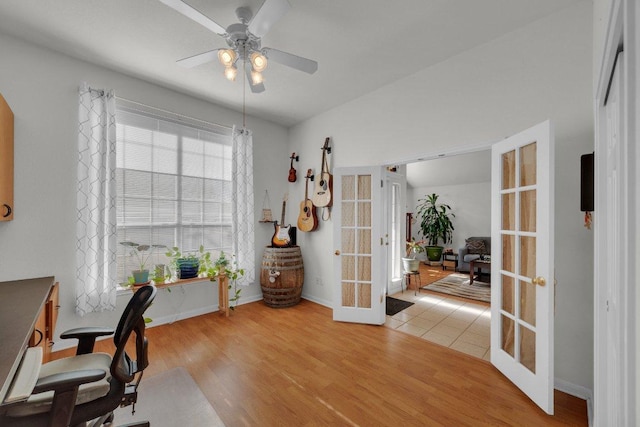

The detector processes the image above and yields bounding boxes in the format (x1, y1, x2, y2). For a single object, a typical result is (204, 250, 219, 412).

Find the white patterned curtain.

(76, 82, 117, 316)
(232, 126, 255, 284)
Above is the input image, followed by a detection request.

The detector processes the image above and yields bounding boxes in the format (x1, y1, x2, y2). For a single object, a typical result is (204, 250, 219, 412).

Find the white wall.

(288, 3, 595, 391)
(408, 182, 491, 258)
(0, 33, 288, 347)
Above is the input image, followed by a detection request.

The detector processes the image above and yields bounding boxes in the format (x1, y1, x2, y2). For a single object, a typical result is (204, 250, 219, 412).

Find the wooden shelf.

(130, 275, 230, 317)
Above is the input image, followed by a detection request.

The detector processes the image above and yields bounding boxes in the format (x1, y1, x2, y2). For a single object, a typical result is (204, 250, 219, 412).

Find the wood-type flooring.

(54, 298, 588, 426)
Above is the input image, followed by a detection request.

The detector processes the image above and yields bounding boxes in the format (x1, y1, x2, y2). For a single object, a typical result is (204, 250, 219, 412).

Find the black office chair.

(0, 284, 157, 427)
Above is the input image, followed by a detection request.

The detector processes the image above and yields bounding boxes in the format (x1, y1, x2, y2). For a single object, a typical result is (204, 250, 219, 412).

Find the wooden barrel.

(260, 246, 304, 308)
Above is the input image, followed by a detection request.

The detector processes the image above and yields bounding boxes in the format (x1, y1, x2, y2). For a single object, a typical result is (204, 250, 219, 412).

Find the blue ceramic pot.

(132, 270, 149, 284)
(177, 258, 199, 279)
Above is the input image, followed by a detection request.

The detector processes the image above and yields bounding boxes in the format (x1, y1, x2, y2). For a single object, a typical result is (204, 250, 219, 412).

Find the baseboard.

(555, 378, 593, 426)
(54, 295, 266, 352)
(301, 294, 332, 308)
(388, 283, 403, 295)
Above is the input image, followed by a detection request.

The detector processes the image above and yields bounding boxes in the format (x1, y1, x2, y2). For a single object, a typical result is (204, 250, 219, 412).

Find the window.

(115, 102, 233, 283)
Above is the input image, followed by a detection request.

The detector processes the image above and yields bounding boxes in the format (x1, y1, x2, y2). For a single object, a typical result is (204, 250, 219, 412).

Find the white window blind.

(115, 102, 233, 283)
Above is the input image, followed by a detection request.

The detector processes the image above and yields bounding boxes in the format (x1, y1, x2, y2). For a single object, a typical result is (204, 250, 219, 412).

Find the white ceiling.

(407, 150, 491, 189)
(0, 0, 583, 127)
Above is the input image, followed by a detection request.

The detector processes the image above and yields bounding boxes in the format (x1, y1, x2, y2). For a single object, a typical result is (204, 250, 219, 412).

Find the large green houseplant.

(416, 193, 455, 262)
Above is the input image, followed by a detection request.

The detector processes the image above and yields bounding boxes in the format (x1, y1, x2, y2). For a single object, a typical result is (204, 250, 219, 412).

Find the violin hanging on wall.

(288, 152, 299, 183)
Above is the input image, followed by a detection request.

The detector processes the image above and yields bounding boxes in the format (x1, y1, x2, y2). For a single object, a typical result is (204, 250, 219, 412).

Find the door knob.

(532, 276, 546, 286)
(2, 204, 11, 218)
(334, 250, 340, 256)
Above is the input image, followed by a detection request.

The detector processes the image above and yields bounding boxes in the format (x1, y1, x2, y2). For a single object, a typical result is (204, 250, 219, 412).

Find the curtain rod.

(87, 87, 105, 96)
(115, 95, 232, 132)
(83, 84, 231, 132)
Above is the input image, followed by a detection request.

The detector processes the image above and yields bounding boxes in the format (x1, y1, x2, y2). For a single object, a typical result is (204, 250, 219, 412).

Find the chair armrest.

(60, 327, 114, 355)
(32, 369, 106, 394)
(31, 369, 106, 427)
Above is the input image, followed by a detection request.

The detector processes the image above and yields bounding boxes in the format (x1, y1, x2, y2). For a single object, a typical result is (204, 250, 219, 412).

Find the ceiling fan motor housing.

(225, 22, 261, 59)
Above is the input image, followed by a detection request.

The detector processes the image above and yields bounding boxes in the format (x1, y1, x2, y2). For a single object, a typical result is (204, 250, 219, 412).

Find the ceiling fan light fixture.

(250, 70, 264, 85)
(224, 65, 238, 82)
(218, 49, 237, 67)
(250, 52, 268, 72)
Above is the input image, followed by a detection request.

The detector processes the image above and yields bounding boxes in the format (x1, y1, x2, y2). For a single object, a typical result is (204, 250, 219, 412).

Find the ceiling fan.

(158, 0, 318, 93)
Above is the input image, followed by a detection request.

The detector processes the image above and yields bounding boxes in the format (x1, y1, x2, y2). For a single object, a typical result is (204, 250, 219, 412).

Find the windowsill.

(117, 276, 218, 295)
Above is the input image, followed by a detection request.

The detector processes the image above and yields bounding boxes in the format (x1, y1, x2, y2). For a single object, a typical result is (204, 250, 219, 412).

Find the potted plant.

(415, 193, 455, 262)
(402, 238, 424, 272)
(202, 251, 245, 310)
(165, 246, 200, 279)
(120, 242, 166, 285)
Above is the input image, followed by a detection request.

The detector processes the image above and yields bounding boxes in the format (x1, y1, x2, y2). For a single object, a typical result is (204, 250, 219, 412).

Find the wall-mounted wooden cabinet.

(29, 282, 60, 362)
(0, 94, 14, 221)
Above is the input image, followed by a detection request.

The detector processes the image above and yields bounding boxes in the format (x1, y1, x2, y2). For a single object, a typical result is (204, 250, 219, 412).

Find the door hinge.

(381, 180, 383, 187)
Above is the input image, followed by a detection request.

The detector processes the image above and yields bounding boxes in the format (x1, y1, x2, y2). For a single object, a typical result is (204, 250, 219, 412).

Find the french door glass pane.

(500, 141, 539, 374)
(340, 174, 373, 309)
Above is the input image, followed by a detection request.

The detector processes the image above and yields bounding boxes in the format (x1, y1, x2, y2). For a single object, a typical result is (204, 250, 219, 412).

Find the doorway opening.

(385, 149, 492, 360)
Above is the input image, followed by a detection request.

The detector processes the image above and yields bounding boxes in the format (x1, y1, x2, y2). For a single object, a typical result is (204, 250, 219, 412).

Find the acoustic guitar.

(288, 152, 298, 183)
(297, 169, 319, 232)
(271, 193, 292, 247)
(311, 137, 333, 207)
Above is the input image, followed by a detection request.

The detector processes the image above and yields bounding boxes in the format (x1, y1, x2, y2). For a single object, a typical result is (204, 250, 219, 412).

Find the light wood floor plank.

(54, 299, 587, 426)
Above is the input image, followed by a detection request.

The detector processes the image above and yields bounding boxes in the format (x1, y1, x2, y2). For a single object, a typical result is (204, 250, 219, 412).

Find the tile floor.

(385, 289, 491, 361)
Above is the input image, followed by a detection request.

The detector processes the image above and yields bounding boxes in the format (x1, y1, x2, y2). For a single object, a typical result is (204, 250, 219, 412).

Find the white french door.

(332, 166, 385, 324)
(490, 120, 555, 414)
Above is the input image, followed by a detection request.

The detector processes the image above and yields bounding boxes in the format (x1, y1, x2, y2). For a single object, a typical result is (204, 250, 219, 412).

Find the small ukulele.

(311, 138, 333, 207)
(298, 169, 319, 232)
(271, 193, 292, 247)
(288, 152, 299, 183)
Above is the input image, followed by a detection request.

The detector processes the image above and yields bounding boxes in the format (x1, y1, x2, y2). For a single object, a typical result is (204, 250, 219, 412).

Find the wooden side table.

(442, 252, 458, 271)
(469, 259, 491, 285)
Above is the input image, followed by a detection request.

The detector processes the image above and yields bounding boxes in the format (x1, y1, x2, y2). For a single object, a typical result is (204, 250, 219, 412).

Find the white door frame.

(593, 0, 638, 424)
(384, 169, 406, 295)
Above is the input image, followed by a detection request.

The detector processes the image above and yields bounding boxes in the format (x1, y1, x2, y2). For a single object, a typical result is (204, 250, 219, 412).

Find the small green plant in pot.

(415, 193, 455, 262)
(165, 247, 200, 280)
(120, 242, 166, 285)
(402, 238, 424, 272)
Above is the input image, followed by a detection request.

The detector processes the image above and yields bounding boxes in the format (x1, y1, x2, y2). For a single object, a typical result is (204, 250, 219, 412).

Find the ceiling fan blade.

(245, 62, 265, 93)
(176, 49, 222, 68)
(263, 48, 318, 74)
(247, 0, 291, 38)
(158, 0, 227, 35)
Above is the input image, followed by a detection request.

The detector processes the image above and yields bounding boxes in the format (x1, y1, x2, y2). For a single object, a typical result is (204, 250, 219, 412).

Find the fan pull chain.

(242, 44, 247, 128)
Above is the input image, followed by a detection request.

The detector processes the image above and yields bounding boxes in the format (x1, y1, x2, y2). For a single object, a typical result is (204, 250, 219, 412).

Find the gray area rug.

(422, 273, 491, 303)
(113, 367, 224, 427)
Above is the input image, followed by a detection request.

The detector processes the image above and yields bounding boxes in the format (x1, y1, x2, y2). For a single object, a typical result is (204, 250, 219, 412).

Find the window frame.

(114, 101, 234, 285)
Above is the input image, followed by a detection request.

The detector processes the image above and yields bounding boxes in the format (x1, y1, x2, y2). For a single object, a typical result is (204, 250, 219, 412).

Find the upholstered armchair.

(458, 236, 491, 273)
